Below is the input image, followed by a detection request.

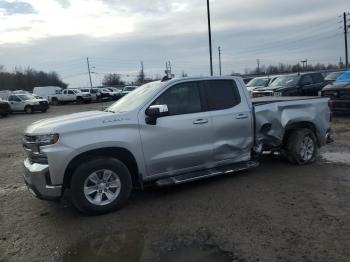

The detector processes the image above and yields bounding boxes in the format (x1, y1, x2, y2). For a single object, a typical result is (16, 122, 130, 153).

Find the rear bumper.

(23, 158, 62, 200)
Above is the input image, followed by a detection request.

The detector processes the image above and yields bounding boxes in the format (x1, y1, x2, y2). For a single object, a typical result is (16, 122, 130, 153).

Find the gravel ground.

(0, 103, 350, 262)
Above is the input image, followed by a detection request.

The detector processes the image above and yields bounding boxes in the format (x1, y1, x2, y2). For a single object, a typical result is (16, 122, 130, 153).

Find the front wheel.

(24, 106, 33, 114)
(71, 158, 132, 215)
(286, 128, 318, 165)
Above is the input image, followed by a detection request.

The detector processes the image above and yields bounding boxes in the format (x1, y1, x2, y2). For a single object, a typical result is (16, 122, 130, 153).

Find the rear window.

(205, 80, 240, 111)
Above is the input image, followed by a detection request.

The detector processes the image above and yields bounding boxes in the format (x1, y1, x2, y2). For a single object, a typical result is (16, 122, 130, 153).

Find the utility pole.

(343, 12, 349, 68)
(218, 46, 222, 76)
(300, 59, 307, 71)
(86, 57, 93, 90)
(140, 61, 144, 84)
(206, 0, 213, 76)
(256, 59, 260, 74)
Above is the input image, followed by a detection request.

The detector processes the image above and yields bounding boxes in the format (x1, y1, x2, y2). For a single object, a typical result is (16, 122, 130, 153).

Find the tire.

(71, 158, 132, 215)
(286, 128, 318, 165)
(24, 106, 33, 114)
(41, 109, 47, 113)
(52, 98, 59, 106)
(76, 97, 83, 104)
(1, 113, 8, 117)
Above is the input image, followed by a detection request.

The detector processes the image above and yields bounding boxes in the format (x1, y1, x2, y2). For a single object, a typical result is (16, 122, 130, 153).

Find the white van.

(33, 86, 62, 101)
(0, 90, 12, 100)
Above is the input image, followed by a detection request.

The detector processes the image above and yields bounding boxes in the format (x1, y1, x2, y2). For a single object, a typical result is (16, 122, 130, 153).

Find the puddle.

(321, 152, 350, 165)
(160, 244, 234, 262)
(61, 230, 145, 262)
(61, 231, 234, 262)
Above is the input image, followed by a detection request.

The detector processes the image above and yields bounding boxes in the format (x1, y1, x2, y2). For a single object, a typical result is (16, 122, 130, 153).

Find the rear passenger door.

(205, 80, 253, 164)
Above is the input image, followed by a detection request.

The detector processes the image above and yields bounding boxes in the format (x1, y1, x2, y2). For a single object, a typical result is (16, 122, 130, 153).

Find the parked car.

(104, 88, 122, 100)
(49, 89, 92, 105)
(7, 94, 49, 113)
(121, 86, 138, 96)
(324, 71, 346, 85)
(0, 99, 11, 117)
(252, 72, 326, 97)
(22, 76, 332, 214)
(321, 82, 350, 114)
(33, 86, 62, 101)
(80, 88, 101, 102)
(246, 76, 271, 92)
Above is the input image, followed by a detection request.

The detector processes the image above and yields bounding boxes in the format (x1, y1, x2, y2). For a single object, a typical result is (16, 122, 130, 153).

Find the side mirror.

(145, 105, 168, 125)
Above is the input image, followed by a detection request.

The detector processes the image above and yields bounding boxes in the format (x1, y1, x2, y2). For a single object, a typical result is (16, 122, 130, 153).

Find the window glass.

(301, 75, 313, 85)
(206, 80, 240, 110)
(153, 82, 202, 116)
(68, 90, 75, 94)
(311, 74, 324, 83)
(8, 95, 15, 101)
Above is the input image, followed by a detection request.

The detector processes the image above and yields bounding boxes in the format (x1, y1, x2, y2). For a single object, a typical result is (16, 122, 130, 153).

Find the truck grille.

(23, 135, 48, 164)
(252, 91, 274, 97)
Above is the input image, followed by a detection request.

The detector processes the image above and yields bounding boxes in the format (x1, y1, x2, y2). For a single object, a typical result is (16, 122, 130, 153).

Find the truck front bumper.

(23, 158, 63, 201)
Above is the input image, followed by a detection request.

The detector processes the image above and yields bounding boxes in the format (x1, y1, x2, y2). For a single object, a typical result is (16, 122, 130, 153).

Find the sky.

(0, 0, 349, 87)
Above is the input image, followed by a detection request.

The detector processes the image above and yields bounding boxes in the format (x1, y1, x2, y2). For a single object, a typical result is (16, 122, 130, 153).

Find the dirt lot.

(0, 103, 350, 262)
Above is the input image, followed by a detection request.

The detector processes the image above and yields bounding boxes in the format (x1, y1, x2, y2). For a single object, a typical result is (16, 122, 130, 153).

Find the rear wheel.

(41, 109, 47, 113)
(24, 106, 33, 114)
(77, 97, 83, 104)
(1, 113, 8, 117)
(286, 128, 318, 165)
(51, 98, 59, 106)
(71, 158, 132, 215)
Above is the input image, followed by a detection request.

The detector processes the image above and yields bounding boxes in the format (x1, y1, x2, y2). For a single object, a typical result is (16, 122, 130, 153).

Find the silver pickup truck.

(22, 77, 332, 214)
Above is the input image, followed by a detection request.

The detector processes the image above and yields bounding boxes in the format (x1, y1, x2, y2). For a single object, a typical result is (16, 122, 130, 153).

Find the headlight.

(36, 134, 60, 146)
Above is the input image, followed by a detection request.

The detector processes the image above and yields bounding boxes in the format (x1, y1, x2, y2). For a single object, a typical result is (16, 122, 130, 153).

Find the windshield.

(325, 72, 344, 81)
(269, 75, 300, 88)
(17, 94, 34, 100)
(107, 81, 162, 113)
(246, 78, 269, 87)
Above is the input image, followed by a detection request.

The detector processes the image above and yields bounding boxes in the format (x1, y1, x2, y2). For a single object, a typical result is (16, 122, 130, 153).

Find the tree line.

(0, 66, 67, 91)
(240, 62, 344, 75)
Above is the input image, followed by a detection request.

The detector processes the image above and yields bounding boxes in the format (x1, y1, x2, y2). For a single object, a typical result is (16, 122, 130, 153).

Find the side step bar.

(155, 161, 259, 187)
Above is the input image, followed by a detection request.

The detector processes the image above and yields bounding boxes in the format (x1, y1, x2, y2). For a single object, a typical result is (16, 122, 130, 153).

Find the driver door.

(139, 81, 213, 177)
(8, 95, 24, 111)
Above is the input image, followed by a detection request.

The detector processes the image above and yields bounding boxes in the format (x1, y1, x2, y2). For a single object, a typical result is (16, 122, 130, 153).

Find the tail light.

(328, 99, 333, 122)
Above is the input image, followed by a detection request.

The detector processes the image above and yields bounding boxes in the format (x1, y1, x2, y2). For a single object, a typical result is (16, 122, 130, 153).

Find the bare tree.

(102, 73, 124, 86)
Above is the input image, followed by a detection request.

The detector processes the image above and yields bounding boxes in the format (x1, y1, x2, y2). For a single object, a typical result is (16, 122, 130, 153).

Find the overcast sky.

(0, 0, 349, 87)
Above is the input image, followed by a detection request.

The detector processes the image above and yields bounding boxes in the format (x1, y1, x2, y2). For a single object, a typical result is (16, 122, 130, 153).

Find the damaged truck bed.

(253, 96, 331, 149)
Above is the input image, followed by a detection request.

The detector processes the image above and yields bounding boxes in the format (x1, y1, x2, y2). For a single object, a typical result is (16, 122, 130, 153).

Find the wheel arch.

(63, 147, 140, 189)
(282, 121, 320, 147)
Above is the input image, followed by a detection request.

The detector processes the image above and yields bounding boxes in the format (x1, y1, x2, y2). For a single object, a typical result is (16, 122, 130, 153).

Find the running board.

(155, 161, 259, 187)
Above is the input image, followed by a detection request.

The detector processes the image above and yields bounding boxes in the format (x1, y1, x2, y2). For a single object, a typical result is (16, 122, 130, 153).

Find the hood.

(322, 82, 350, 91)
(25, 110, 125, 135)
(254, 85, 284, 92)
(246, 85, 265, 92)
(27, 98, 47, 103)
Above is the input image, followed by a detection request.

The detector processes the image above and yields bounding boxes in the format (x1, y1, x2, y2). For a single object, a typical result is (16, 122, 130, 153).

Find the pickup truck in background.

(49, 89, 92, 105)
(8, 94, 49, 113)
(0, 99, 11, 117)
(252, 72, 326, 97)
(22, 77, 332, 214)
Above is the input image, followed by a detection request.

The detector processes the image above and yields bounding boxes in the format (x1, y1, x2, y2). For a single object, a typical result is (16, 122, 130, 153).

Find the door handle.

(235, 113, 248, 119)
(193, 119, 208, 125)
